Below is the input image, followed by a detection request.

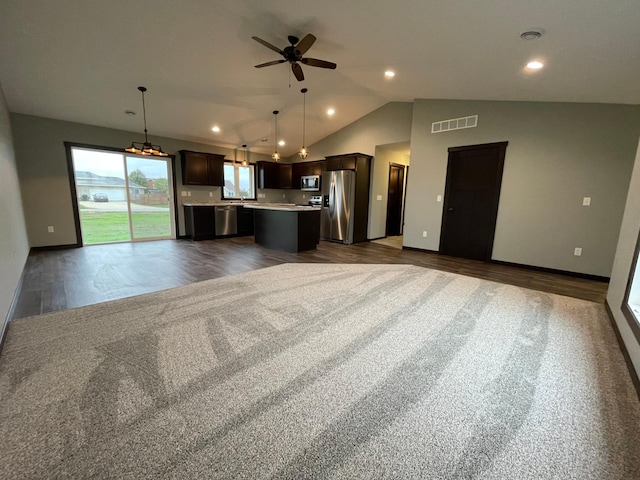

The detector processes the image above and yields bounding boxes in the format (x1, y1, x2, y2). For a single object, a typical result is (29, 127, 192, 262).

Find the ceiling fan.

(252, 34, 337, 81)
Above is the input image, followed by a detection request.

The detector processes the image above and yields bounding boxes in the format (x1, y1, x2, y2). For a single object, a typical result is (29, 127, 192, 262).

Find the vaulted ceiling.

(0, 0, 638, 157)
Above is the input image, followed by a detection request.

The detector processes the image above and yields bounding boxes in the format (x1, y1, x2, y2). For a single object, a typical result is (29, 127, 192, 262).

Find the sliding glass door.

(71, 147, 175, 245)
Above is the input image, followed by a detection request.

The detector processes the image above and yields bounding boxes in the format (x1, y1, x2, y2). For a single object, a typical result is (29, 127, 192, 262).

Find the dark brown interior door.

(439, 142, 507, 261)
(386, 164, 405, 236)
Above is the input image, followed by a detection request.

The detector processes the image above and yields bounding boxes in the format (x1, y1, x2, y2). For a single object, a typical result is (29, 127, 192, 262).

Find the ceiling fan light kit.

(252, 33, 336, 82)
(124, 86, 168, 157)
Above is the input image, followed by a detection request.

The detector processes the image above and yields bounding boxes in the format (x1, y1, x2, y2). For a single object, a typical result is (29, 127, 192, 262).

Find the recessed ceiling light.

(384, 70, 395, 78)
(212, 126, 221, 132)
(526, 60, 544, 70)
(278, 140, 285, 146)
(327, 108, 335, 116)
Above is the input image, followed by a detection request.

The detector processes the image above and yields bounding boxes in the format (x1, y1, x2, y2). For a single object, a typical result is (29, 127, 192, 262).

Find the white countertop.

(182, 202, 243, 206)
(183, 202, 320, 211)
(243, 203, 321, 212)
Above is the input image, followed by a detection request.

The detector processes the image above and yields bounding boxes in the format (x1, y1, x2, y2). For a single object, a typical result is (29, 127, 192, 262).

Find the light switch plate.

(377, 195, 382, 201)
(181, 191, 187, 197)
(574, 247, 582, 256)
(582, 197, 591, 206)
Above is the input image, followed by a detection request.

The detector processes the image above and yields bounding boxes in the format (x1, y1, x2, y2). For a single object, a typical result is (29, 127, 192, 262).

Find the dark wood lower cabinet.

(185, 205, 254, 240)
(184, 206, 216, 240)
(237, 206, 254, 236)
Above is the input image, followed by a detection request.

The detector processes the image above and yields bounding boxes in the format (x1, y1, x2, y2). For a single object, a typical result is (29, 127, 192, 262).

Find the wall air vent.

(431, 115, 478, 134)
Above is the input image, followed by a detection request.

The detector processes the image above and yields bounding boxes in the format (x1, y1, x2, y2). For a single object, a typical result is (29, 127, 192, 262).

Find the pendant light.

(272, 110, 280, 161)
(242, 144, 248, 166)
(298, 88, 309, 159)
(125, 86, 168, 157)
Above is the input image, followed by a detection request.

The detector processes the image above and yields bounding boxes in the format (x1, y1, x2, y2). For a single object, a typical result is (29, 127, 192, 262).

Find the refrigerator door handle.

(330, 182, 336, 216)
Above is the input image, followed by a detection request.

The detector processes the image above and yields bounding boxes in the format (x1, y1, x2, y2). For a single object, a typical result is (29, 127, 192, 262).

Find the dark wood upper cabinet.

(325, 155, 357, 171)
(257, 161, 298, 189)
(278, 164, 292, 189)
(257, 161, 280, 189)
(180, 150, 225, 186)
(259, 160, 326, 190)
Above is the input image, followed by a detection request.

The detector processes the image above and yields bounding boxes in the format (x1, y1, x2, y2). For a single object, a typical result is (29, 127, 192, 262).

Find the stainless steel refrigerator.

(321, 170, 356, 244)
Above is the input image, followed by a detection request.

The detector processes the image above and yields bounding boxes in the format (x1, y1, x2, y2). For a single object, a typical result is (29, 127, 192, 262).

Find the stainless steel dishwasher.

(215, 205, 238, 236)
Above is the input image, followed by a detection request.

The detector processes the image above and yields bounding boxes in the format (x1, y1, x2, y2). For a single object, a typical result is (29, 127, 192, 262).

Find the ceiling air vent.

(431, 115, 478, 134)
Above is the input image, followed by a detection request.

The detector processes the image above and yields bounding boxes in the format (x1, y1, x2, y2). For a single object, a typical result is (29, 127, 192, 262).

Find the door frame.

(439, 141, 508, 261)
(385, 162, 406, 236)
(64, 142, 178, 247)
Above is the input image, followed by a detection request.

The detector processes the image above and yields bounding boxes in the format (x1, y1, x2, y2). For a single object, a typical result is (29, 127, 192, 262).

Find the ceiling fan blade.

(301, 58, 337, 69)
(294, 34, 316, 56)
(252, 36, 284, 55)
(255, 59, 286, 68)
(291, 62, 304, 81)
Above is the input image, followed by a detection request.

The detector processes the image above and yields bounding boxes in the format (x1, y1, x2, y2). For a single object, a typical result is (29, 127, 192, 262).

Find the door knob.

(448, 207, 454, 212)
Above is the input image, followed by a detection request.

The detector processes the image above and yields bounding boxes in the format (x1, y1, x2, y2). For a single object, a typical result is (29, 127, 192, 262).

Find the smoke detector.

(520, 29, 544, 40)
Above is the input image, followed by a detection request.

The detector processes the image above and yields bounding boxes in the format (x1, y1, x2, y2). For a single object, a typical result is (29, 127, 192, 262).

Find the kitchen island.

(243, 204, 321, 253)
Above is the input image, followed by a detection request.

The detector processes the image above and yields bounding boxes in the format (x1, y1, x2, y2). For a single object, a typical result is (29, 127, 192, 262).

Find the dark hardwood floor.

(11, 237, 609, 321)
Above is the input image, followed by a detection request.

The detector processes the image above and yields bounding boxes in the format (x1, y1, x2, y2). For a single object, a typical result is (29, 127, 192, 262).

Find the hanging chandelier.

(125, 86, 168, 156)
(272, 110, 280, 161)
(242, 144, 248, 166)
(298, 88, 309, 159)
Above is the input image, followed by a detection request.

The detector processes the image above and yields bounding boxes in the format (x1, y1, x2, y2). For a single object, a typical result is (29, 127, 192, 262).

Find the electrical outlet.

(187, 191, 191, 197)
(437, 195, 442, 202)
(422, 231, 427, 237)
(582, 196, 591, 206)
(302, 194, 306, 199)
(47, 226, 54, 233)
(283, 194, 286, 198)
(377, 195, 383, 201)
(209, 192, 213, 197)
(574, 247, 582, 256)
(181, 191, 187, 197)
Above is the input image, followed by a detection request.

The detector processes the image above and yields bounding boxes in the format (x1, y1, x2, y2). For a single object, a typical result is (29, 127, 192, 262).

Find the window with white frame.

(222, 162, 256, 199)
(622, 229, 640, 342)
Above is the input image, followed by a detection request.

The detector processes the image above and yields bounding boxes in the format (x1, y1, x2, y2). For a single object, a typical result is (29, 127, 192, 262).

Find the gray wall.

(0, 85, 29, 333)
(607, 137, 640, 378)
(369, 144, 410, 239)
(10, 114, 273, 245)
(405, 99, 640, 277)
(305, 102, 413, 158)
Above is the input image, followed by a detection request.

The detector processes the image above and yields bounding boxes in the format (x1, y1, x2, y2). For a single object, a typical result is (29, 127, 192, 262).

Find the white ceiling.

(1, 0, 638, 157)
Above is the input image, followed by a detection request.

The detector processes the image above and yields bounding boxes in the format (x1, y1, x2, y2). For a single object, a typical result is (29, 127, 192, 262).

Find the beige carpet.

(1, 263, 639, 479)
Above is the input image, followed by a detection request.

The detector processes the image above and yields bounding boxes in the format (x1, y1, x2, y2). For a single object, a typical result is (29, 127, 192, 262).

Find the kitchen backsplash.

(177, 186, 316, 205)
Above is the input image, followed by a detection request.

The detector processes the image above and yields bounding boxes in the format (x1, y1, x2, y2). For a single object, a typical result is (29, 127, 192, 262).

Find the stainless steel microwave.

(301, 175, 321, 191)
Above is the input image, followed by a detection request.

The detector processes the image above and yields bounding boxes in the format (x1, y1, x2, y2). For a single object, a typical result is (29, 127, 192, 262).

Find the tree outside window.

(223, 163, 256, 199)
